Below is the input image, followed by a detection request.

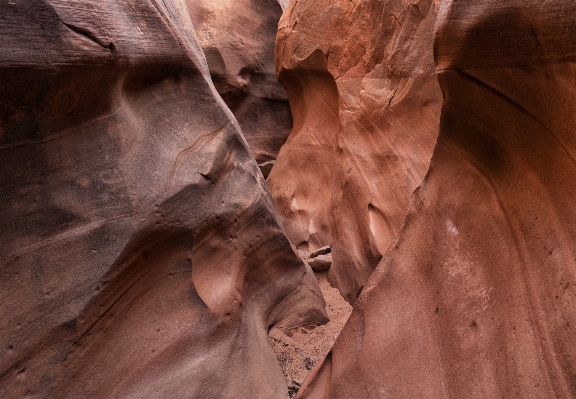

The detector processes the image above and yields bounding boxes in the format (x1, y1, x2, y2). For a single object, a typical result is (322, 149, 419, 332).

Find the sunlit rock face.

(297, 1, 576, 398)
(187, 0, 292, 167)
(268, 0, 442, 304)
(0, 1, 327, 398)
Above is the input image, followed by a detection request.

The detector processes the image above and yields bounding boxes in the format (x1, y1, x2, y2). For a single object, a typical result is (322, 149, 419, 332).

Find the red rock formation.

(268, 0, 442, 303)
(0, 1, 326, 398)
(297, 1, 576, 397)
(188, 0, 292, 168)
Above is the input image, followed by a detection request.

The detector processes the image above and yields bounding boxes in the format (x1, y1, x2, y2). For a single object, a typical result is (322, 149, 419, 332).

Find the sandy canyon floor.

(269, 272, 352, 397)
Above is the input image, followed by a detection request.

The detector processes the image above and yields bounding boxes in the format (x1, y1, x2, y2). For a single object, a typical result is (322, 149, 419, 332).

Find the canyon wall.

(268, 0, 443, 304)
(3, 0, 576, 398)
(188, 0, 292, 171)
(297, 0, 576, 397)
(0, 1, 326, 398)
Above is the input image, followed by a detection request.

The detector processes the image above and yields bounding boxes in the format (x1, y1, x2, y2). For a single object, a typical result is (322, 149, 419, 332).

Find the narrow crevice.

(269, 270, 352, 398)
(61, 21, 115, 52)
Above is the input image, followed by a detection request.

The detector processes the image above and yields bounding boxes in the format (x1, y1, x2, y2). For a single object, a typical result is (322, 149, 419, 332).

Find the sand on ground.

(269, 271, 352, 397)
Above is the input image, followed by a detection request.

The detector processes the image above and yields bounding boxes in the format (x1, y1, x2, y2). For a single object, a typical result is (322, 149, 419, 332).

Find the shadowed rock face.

(0, 1, 327, 398)
(297, 1, 576, 398)
(268, 0, 442, 304)
(187, 0, 292, 166)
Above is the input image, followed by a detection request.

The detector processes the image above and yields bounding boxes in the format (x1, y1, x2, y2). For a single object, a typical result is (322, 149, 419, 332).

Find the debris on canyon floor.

(298, 246, 332, 272)
(269, 271, 352, 397)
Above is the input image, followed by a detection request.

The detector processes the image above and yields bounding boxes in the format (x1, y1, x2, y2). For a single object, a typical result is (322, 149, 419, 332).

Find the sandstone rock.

(309, 246, 331, 258)
(297, 1, 576, 397)
(267, 0, 442, 304)
(276, 0, 288, 11)
(307, 254, 332, 272)
(0, 1, 327, 398)
(188, 0, 292, 164)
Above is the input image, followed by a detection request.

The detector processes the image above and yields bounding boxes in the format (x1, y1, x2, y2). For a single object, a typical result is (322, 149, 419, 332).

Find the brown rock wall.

(297, 1, 576, 397)
(268, 0, 442, 304)
(0, 1, 326, 398)
(188, 0, 292, 164)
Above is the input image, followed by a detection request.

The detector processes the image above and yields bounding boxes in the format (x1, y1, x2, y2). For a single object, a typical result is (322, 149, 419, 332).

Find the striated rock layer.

(297, 0, 576, 397)
(188, 0, 292, 167)
(268, 0, 442, 303)
(0, 1, 327, 398)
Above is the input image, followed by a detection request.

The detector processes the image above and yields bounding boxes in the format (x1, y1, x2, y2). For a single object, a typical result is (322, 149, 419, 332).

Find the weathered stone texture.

(268, 0, 442, 304)
(297, 1, 576, 397)
(0, 1, 326, 398)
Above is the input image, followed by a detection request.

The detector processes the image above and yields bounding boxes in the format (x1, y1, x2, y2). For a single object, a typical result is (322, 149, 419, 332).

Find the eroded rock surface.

(0, 1, 327, 398)
(188, 0, 292, 164)
(268, 0, 442, 304)
(297, 1, 576, 397)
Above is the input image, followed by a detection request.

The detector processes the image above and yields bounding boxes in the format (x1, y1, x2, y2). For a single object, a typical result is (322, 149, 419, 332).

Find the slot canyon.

(1, 1, 575, 398)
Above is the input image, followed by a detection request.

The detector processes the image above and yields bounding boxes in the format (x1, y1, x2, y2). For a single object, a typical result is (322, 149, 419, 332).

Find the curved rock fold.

(0, 1, 326, 398)
(296, 1, 576, 397)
